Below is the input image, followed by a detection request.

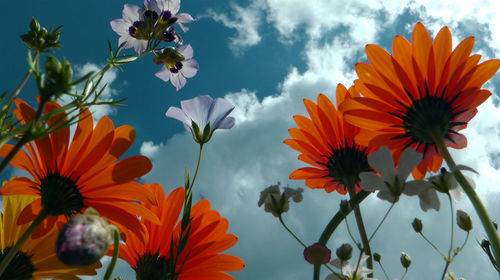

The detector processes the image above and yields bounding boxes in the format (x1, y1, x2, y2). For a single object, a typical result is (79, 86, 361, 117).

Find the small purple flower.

(110, 4, 149, 54)
(166, 95, 235, 144)
(155, 0, 194, 32)
(155, 44, 198, 90)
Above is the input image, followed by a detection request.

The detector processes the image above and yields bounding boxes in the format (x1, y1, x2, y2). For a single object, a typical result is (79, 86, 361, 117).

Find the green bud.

(30, 18, 40, 32)
(373, 253, 381, 262)
(400, 252, 411, 268)
(45, 56, 62, 77)
(61, 59, 73, 84)
(412, 218, 423, 233)
(335, 243, 353, 261)
(457, 209, 473, 232)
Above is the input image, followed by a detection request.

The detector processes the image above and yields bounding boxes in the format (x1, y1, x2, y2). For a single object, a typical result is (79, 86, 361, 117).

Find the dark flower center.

(0, 248, 34, 280)
(390, 88, 466, 153)
(39, 171, 85, 217)
(322, 140, 371, 189)
(129, 21, 149, 40)
(135, 253, 175, 280)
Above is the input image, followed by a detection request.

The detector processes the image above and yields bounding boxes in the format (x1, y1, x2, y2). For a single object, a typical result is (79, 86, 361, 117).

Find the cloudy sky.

(2, 0, 500, 279)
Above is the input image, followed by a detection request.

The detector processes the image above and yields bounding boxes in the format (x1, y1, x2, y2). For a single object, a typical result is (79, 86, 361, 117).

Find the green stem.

(103, 225, 120, 280)
(369, 203, 395, 242)
(0, 209, 49, 276)
(441, 194, 454, 280)
(345, 178, 373, 275)
(419, 232, 446, 258)
(188, 144, 203, 194)
(278, 215, 307, 248)
(433, 134, 500, 270)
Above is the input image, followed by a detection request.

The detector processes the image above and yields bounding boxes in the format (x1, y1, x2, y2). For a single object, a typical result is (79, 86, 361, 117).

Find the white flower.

(110, 4, 149, 54)
(155, 44, 199, 90)
(166, 95, 235, 143)
(360, 146, 429, 203)
(419, 165, 477, 212)
(325, 254, 376, 280)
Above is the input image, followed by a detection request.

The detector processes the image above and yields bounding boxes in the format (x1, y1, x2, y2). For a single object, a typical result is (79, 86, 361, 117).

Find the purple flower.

(166, 95, 235, 144)
(155, 0, 194, 32)
(155, 44, 198, 90)
(110, 4, 149, 54)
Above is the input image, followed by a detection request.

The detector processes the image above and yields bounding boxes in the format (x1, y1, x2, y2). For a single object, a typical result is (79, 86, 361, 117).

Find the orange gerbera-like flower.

(340, 22, 500, 179)
(284, 84, 375, 194)
(118, 183, 245, 280)
(0, 194, 101, 279)
(0, 99, 159, 241)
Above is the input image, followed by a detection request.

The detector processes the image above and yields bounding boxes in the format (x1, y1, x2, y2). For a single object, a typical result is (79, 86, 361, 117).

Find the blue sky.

(2, 0, 500, 279)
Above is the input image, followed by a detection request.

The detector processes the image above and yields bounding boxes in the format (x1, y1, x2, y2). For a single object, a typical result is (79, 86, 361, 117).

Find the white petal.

(454, 164, 479, 174)
(177, 13, 194, 23)
(170, 73, 186, 91)
(368, 146, 396, 182)
(122, 4, 141, 21)
(418, 188, 440, 212)
(208, 98, 235, 129)
(403, 180, 431, 196)
(180, 59, 199, 78)
(155, 66, 171, 82)
(377, 191, 397, 203)
(180, 95, 212, 127)
(397, 148, 422, 180)
(110, 19, 129, 34)
(359, 172, 385, 192)
(178, 44, 194, 59)
(217, 117, 235, 129)
(133, 40, 148, 54)
(165, 106, 191, 129)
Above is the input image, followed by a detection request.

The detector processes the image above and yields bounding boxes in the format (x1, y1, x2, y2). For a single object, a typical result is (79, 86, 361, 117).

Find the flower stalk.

(345, 177, 374, 277)
(103, 225, 121, 280)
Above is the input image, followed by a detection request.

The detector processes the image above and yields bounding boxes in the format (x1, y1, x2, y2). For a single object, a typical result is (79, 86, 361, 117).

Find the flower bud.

(373, 253, 381, 262)
(456, 209, 473, 232)
(335, 243, 353, 261)
(400, 252, 411, 268)
(304, 243, 331, 265)
(56, 208, 112, 266)
(412, 218, 423, 233)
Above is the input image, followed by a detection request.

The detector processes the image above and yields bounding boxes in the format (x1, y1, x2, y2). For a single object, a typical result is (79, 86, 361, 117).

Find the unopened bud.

(335, 243, 353, 261)
(400, 252, 411, 268)
(56, 208, 112, 266)
(412, 218, 423, 233)
(303, 243, 331, 265)
(456, 209, 473, 232)
(373, 253, 381, 262)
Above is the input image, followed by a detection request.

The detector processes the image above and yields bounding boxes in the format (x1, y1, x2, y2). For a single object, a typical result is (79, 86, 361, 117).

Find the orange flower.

(340, 22, 500, 179)
(118, 183, 245, 279)
(284, 84, 375, 194)
(0, 99, 159, 241)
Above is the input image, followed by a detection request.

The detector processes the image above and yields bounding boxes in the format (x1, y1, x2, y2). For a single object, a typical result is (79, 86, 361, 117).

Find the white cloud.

(207, 1, 266, 55)
(140, 141, 163, 158)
